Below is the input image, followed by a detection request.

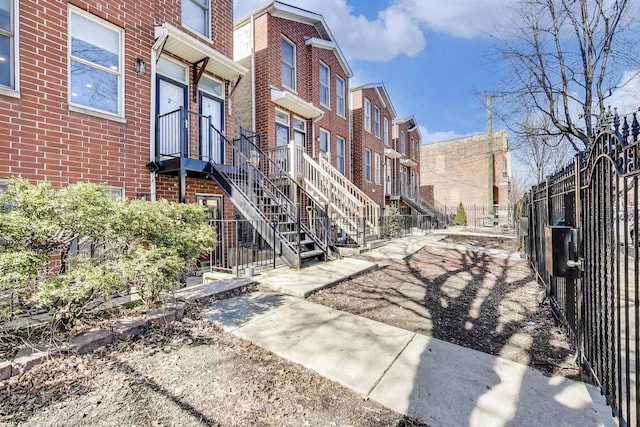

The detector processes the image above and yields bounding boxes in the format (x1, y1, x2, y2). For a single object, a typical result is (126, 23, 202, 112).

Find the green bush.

(0, 178, 216, 329)
(453, 202, 467, 226)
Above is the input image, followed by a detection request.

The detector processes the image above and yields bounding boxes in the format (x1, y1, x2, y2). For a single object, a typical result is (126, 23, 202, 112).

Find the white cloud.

(234, 0, 425, 62)
(607, 70, 640, 117)
(420, 126, 470, 144)
(397, 0, 516, 39)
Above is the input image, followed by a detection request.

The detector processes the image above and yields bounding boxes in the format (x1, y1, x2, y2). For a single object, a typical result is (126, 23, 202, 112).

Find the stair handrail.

(237, 128, 330, 253)
(317, 155, 380, 232)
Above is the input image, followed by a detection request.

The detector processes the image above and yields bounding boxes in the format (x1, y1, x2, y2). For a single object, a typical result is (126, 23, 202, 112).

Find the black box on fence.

(545, 226, 580, 278)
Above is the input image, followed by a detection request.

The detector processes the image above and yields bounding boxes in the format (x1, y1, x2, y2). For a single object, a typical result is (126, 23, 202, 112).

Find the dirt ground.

(310, 234, 579, 379)
(0, 232, 580, 426)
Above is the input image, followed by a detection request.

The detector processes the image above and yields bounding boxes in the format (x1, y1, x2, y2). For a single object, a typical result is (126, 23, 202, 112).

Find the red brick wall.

(351, 87, 386, 207)
(251, 14, 350, 175)
(1, 0, 235, 210)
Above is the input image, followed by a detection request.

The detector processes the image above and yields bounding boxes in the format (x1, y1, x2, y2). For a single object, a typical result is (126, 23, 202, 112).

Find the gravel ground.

(0, 232, 580, 426)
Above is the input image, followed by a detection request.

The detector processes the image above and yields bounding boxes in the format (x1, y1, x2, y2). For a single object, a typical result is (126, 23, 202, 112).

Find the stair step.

(300, 249, 325, 260)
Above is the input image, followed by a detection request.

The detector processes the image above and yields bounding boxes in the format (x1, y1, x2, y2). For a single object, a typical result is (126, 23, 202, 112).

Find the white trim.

(336, 136, 346, 174)
(157, 55, 188, 83)
(364, 98, 371, 133)
(319, 127, 330, 153)
(280, 35, 296, 92)
(364, 149, 372, 182)
(270, 87, 323, 119)
(68, 6, 125, 118)
(374, 106, 381, 138)
(181, 0, 212, 40)
(319, 60, 330, 108)
(336, 75, 345, 118)
(0, 0, 19, 94)
(374, 153, 381, 184)
(69, 105, 127, 123)
(153, 23, 247, 80)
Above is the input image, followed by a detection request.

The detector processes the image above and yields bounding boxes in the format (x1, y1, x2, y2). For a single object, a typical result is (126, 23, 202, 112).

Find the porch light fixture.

(135, 57, 146, 75)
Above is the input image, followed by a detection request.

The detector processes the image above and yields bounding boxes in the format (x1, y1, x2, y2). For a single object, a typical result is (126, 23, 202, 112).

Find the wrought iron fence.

(522, 112, 640, 427)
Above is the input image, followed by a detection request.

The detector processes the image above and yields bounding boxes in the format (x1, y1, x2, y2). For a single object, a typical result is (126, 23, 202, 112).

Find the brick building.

(233, 0, 352, 174)
(350, 83, 395, 209)
(0, 0, 247, 223)
(388, 115, 423, 214)
(420, 131, 512, 216)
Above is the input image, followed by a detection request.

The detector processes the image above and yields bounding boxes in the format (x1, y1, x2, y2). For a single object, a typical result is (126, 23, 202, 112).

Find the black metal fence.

(522, 113, 639, 426)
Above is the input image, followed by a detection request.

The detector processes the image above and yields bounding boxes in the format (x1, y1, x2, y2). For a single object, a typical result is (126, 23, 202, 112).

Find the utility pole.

(487, 96, 494, 214)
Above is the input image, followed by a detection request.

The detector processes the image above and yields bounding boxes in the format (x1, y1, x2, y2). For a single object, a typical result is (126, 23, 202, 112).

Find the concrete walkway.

(200, 234, 616, 426)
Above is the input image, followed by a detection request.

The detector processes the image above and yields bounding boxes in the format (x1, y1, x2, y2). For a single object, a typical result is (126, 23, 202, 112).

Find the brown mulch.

(309, 233, 580, 379)
(1, 232, 582, 426)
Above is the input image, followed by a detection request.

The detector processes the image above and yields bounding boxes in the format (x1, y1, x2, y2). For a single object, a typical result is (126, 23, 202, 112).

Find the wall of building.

(1, 0, 238, 209)
(420, 130, 511, 210)
(351, 87, 391, 208)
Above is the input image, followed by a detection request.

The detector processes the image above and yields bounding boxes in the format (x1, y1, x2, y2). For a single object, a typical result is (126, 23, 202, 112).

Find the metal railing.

(156, 107, 223, 162)
(522, 111, 640, 427)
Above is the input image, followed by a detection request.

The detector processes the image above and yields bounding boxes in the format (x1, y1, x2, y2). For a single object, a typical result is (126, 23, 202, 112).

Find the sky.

(233, 0, 640, 180)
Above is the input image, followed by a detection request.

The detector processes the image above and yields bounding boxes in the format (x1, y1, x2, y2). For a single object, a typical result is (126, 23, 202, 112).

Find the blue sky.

(233, 0, 514, 144)
(233, 0, 640, 180)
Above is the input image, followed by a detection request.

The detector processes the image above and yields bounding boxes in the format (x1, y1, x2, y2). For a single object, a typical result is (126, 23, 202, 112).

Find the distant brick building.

(420, 131, 512, 214)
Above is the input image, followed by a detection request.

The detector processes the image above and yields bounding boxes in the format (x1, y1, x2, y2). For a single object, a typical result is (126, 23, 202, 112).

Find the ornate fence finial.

(632, 112, 639, 142)
(613, 107, 620, 132)
(622, 116, 630, 144)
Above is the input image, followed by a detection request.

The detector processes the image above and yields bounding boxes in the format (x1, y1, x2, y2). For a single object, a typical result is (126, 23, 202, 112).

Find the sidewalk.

(200, 234, 615, 426)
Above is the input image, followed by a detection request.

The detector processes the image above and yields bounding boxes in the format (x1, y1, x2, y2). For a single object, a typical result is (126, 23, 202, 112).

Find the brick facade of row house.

(2, 0, 427, 226)
(233, 1, 352, 177)
(350, 84, 396, 209)
(391, 116, 422, 213)
(0, 0, 247, 222)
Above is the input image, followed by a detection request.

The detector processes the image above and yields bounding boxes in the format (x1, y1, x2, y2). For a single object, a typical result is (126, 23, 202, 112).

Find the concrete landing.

(253, 257, 378, 298)
(201, 295, 615, 427)
(364, 234, 445, 260)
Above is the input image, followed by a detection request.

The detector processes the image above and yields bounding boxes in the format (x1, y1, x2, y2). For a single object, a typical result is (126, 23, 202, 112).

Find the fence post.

(297, 203, 302, 268)
(573, 154, 584, 365)
(273, 219, 277, 269)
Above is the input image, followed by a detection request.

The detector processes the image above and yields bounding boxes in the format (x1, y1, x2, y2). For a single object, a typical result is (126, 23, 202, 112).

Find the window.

(293, 116, 305, 147)
(336, 76, 345, 117)
(383, 117, 389, 146)
(275, 109, 289, 146)
(0, 0, 16, 91)
(319, 128, 329, 153)
(364, 150, 372, 182)
(400, 131, 406, 154)
(281, 37, 296, 90)
(374, 106, 380, 138)
(364, 98, 371, 132)
(319, 62, 330, 107)
(69, 8, 123, 116)
(182, 0, 210, 38)
(374, 153, 381, 184)
(336, 137, 345, 174)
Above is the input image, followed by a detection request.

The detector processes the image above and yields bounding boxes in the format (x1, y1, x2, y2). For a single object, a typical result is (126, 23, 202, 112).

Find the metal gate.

(523, 112, 639, 426)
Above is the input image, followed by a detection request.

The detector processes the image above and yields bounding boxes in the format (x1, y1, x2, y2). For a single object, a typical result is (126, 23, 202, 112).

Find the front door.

(157, 76, 187, 157)
(200, 93, 224, 163)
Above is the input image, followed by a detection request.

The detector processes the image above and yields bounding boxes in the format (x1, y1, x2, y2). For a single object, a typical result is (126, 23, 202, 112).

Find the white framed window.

(364, 150, 372, 182)
(364, 98, 371, 132)
(319, 62, 330, 107)
(199, 74, 223, 98)
(319, 128, 329, 153)
(336, 137, 345, 174)
(374, 153, 381, 184)
(109, 186, 125, 198)
(69, 7, 124, 117)
(293, 116, 305, 147)
(281, 36, 296, 91)
(374, 106, 380, 138)
(400, 131, 406, 154)
(383, 117, 389, 146)
(0, 0, 18, 95)
(0, 178, 9, 193)
(182, 0, 210, 38)
(157, 56, 188, 83)
(336, 76, 345, 117)
(275, 109, 290, 146)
